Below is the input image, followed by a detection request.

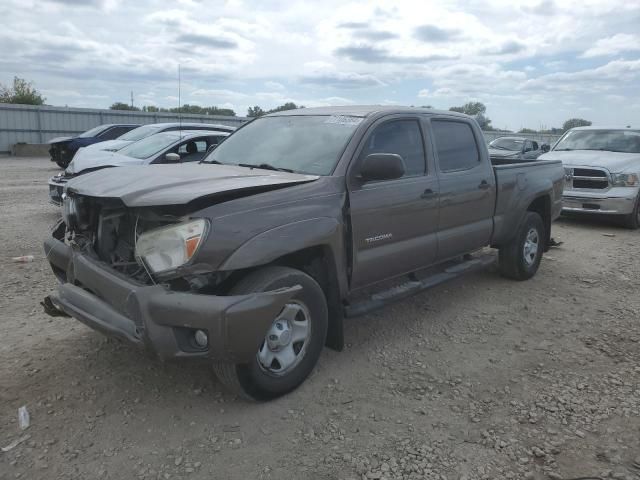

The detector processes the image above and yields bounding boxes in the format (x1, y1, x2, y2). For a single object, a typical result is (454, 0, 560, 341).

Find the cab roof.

(266, 105, 470, 119)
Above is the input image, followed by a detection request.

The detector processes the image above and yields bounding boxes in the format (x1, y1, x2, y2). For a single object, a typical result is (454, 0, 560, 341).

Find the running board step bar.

(344, 253, 496, 318)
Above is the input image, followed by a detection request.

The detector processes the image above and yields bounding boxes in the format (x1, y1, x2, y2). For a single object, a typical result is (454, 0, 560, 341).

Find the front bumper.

(562, 187, 640, 215)
(44, 235, 300, 362)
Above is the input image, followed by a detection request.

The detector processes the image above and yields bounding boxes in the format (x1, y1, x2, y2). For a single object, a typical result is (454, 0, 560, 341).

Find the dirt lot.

(1, 156, 639, 480)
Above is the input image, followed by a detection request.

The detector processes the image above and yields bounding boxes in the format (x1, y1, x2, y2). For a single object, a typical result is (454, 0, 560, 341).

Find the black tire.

(499, 212, 545, 281)
(622, 194, 640, 229)
(213, 266, 328, 401)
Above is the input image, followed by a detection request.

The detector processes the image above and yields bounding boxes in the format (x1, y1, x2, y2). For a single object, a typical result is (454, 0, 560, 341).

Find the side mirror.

(541, 144, 550, 153)
(360, 153, 405, 182)
(165, 152, 181, 163)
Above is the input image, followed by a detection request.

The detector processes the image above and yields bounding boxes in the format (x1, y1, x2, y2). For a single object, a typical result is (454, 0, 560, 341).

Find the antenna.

(178, 64, 182, 139)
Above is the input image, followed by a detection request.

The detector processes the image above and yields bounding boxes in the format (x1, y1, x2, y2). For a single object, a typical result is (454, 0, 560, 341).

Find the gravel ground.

(1, 156, 639, 480)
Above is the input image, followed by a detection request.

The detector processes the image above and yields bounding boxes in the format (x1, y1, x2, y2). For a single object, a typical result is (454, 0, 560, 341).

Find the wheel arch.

(219, 219, 347, 352)
(526, 194, 551, 250)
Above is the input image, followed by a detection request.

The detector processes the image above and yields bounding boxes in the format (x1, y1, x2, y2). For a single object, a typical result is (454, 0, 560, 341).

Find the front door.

(349, 118, 440, 289)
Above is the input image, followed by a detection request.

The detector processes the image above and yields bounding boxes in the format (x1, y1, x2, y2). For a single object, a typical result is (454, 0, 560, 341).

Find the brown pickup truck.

(44, 106, 564, 400)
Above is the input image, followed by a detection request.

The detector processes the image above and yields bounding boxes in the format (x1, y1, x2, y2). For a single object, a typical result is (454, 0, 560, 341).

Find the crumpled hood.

(66, 163, 320, 207)
(66, 151, 144, 174)
(488, 148, 520, 158)
(48, 136, 73, 145)
(539, 150, 640, 173)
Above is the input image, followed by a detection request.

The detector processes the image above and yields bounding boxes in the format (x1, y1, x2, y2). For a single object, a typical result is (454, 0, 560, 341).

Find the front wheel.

(499, 212, 545, 281)
(213, 266, 328, 401)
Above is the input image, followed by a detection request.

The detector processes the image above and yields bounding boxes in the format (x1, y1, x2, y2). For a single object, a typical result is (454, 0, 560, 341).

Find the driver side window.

(178, 140, 208, 162)
(360, 120, 426, 177)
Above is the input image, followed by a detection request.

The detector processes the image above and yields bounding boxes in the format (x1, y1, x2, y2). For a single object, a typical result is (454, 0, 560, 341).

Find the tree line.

(1, 76, 592, 132)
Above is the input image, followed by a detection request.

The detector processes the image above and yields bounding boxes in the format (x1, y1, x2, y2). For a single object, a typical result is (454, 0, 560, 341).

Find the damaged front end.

(44, 193, 299, 362)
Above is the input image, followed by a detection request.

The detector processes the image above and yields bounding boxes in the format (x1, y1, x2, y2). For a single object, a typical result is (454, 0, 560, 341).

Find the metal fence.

(0, 103, 248, 153)
(0, 103, 564, 154)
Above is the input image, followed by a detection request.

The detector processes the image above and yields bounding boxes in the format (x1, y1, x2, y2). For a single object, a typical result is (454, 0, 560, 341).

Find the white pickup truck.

(540, 126, 640, 229)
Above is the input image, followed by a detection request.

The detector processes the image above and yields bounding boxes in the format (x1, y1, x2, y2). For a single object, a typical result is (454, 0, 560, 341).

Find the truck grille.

(567, 167, 609, 190)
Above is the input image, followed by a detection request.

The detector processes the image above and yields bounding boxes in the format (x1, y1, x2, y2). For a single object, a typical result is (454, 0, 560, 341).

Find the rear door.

(429, 118, 496, 260)
(349, 116, 440, 289)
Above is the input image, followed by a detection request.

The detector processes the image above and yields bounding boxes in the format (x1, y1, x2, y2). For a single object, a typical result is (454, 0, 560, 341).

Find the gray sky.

(1, 0, 639, 130)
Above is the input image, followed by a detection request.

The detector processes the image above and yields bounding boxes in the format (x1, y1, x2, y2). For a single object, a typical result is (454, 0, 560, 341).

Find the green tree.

(267, 102, 303, 114)
(519, 128, 537, 134)
(247, 106, 265, 117)
(0, 76, 45, 105)
(110, 102, 140, 111)
(449, 101, 493, 130)
(562, 118, 591, 131)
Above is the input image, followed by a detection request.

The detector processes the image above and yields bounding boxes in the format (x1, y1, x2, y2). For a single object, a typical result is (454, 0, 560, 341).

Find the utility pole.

(130, 91, 134, 109)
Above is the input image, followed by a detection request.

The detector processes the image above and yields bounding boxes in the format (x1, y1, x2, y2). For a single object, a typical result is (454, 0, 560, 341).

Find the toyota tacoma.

(44, 106, 564, 400)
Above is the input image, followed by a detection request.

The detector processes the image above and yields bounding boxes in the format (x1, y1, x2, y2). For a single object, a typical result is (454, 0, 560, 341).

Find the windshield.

(118, 125, 162, 141)
(118, 132, 180, 159)
(202, 115, 362, 175)
(489, 138, 524, 151)
(554, 129, 640, 153)
(78, 125, 109, 138)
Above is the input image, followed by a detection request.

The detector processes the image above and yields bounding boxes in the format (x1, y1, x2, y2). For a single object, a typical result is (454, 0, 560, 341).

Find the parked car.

(539, 126, 640, 228)
(43, 106, 564, 400)
(48, 124, 140, 168)
(72, 122, 237, 160)
(47, 129, 230, 205)
(487, 136, 550, 161)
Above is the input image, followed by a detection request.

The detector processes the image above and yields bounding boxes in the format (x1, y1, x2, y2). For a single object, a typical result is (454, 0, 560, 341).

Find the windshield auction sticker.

(324, 115, 363, 126)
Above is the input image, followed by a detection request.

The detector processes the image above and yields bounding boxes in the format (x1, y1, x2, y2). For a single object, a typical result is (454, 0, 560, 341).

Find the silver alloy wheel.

(523, 227, 539, 266)
(257, 301, 311, 376)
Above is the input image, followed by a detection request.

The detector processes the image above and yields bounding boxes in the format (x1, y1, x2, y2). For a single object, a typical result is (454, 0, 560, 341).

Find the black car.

(487, 136, 550, 162)
(48, 124, 139, 168)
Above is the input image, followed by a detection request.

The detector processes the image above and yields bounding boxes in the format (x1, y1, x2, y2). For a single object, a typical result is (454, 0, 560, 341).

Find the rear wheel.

(622, 194, 640, 229)
(213, 266, 328, 401)
(499, 212, 545, 281)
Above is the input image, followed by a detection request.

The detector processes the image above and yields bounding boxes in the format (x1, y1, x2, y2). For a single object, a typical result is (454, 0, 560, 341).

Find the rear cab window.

(431, 120, 481, 172)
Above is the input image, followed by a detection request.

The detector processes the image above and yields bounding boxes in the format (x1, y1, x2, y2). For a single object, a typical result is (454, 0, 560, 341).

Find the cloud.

(581, 33, 640, 58)
(521, 0, 556, 16)
(176, 33, 238, 50)
(519, 59, 640, 93)
(414, 25, 460, 43)
(299, 71, 386, 88)
(335, 45, 454, 64)
(483, 40, 526, 55)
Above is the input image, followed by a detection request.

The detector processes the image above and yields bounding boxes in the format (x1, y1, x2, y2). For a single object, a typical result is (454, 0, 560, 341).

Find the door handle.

(421, 188, 437, 199)
(478, 180, 490, 190)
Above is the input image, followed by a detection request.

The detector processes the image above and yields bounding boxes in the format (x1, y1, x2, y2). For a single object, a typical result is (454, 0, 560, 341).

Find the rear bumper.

(562, 187, 640, 215)
(44, 235, 300, 362)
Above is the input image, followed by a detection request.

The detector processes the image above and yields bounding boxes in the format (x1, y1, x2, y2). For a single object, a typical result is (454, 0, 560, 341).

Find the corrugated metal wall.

(0, 103, 248, 153)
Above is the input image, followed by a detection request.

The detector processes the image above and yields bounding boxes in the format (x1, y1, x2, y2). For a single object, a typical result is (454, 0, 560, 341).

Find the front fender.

(219, 217, 347, 293)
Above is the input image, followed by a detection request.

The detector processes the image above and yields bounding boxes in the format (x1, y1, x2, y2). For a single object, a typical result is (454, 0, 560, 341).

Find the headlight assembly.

(611, 173, 639, 187)
(135, 219, 208, 274)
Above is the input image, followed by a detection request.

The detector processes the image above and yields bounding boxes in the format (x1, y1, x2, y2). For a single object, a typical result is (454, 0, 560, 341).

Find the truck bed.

(491, 158, 564, 247)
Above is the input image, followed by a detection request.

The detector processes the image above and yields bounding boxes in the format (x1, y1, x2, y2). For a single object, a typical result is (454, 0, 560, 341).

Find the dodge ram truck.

(539, 126, 640, 228)
(43, 106, 564, 400)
